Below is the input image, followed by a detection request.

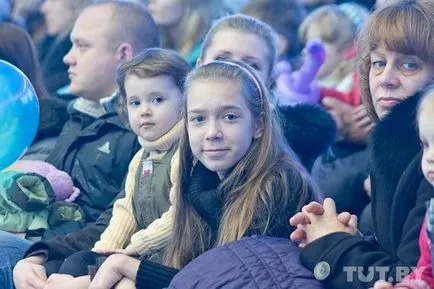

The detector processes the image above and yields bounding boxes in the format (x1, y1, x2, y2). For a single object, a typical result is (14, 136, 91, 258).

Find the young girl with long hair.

(88, 60, 318, 289)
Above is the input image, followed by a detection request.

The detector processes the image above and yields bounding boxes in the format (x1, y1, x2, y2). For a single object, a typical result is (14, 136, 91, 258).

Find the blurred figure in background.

(300, 4, 372, 219)
(37, 0, 93, 94)
(242, 0, 307, 68)
(10, 0, 46, 44)
(0, 22, 69, 160)
(146, 0, 227, 65)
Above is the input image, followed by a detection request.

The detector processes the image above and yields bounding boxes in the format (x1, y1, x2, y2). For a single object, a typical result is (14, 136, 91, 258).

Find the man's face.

(63, 6, 121, 101)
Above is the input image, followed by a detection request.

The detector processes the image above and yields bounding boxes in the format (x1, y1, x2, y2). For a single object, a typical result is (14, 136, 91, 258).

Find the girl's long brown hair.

(164, 61, 316, 269)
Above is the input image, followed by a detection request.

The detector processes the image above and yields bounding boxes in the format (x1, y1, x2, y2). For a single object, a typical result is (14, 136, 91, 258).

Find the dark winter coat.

(167, 235, 326, 289)
(299, 93, 434, 289)
(311, 141, 370, 216)
(44, 102, 140, 236)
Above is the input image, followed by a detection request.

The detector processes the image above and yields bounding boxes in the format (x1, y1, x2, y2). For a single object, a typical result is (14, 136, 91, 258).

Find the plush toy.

(10, 160, 80, 202)
(275, 38, 326, 106)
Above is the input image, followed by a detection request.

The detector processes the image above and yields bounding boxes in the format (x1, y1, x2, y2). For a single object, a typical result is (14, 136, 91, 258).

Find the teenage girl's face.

(147, 0, 184, 27)
(419, 96, 434, 186)
(187, 79, 262, 179)
(125, 74, 182, 141)
(369, 47, 434, 119)
(200, 29, 270, 84)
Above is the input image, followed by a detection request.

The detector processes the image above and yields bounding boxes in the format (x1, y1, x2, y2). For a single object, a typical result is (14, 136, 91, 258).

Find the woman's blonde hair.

(164, 60, 315, 269)
(357, 0, 434, 121)
(299, 4, 358, 81)
(160, 0, 225, 58)
(199, 14, 279, 87)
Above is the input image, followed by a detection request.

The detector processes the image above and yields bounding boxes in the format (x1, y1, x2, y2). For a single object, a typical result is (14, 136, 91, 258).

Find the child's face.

(305, 28, 345, 80)
(187, 79, 262, 179)
(419, 97, 434, 186)
(369, 47, 434, 119)
(147, 0, 184, 27)
(125, 74, 182, 141)
(200, 29, 270, 84)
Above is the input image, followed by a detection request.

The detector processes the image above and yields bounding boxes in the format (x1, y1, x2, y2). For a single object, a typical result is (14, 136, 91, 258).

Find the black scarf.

(187, 162, 223, 230)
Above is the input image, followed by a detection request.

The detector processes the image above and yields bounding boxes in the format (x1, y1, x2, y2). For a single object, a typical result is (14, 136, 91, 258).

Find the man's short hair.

(90, 1, 160, 51)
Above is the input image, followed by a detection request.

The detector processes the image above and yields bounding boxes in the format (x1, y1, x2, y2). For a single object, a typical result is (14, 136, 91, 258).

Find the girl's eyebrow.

(243, 56, 261, 62)
(215, 50, 232, 55)
(370, 51, 385, 58)
(188, 105, 242, 114)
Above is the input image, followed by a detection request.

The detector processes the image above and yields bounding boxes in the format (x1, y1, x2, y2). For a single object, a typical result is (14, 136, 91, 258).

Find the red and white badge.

(142, 160, 153, 176)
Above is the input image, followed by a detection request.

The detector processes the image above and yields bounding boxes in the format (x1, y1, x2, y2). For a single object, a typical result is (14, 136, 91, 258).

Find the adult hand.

(13, 256, 47, 289)
(346, 104, 374, 143)
(290, 198, 358, 246)
(89, 254, 140, 289)
(322, 97, 373, 143)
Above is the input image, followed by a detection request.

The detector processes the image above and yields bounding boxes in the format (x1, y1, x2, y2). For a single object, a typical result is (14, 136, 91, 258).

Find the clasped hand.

(289, 198, 358, 247)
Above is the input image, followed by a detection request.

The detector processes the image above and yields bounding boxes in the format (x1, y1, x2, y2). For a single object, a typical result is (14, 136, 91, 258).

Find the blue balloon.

(0, 60, 39, 170)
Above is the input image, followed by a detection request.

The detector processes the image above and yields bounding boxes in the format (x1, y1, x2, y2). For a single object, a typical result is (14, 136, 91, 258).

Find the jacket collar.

(370, 91, 422, 187)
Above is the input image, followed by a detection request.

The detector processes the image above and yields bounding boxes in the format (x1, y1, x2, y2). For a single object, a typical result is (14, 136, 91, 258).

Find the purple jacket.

(167, 235, 326, 289)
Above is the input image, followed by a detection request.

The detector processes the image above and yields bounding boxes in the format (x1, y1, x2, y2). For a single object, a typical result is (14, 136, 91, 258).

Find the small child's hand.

(371, 281, 394, 289)
(371, 280, 430, 289)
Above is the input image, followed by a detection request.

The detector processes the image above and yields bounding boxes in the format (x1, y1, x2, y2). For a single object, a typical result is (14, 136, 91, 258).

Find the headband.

(216, 60, 264, 110)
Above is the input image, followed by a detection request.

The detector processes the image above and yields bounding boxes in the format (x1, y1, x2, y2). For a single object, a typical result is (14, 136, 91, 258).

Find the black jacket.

(312, 141, 370, 216)
(44, 104, 140, 235)
(37, 34, 72, 94)
(299, 94, 434, 288)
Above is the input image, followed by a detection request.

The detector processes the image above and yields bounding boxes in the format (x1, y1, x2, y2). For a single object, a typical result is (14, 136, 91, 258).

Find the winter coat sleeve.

(24, 189, 125, 260)
(299, 179, 433, 289)
(93, 149, 143, 250)
(126, 150, 179, 256)
(136, 260, 179, 289)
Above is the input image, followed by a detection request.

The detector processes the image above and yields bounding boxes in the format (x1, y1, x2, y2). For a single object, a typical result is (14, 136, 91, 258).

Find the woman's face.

(199, 29, 271, 84)
(147, 0, 184, 27)
(369, 46, 434, 119)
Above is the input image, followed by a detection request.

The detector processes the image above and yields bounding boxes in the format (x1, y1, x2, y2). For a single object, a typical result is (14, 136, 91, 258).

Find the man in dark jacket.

(0, 2, 161, 289)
